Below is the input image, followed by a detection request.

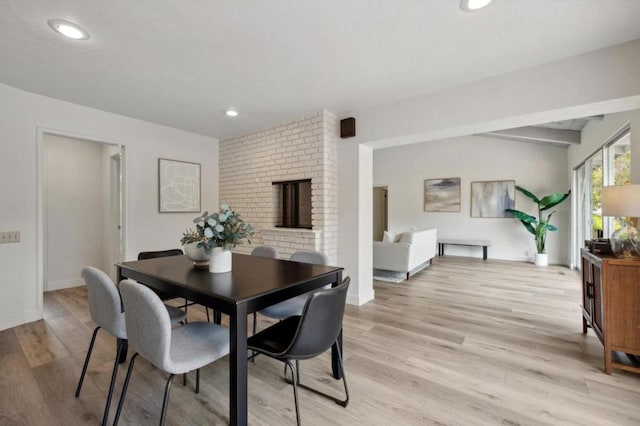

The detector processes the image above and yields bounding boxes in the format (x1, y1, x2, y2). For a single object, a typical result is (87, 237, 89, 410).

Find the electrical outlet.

(0, 231, 20, 244)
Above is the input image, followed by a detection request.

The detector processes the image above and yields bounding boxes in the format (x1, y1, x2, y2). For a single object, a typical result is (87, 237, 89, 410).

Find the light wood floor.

(2, 257, 640, 425)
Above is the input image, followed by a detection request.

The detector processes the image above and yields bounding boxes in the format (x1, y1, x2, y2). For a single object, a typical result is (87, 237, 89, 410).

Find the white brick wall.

(219, 112, 339, 264)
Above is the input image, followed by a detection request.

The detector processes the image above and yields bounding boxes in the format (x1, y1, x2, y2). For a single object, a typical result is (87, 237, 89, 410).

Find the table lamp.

(601, 184, 640, 259)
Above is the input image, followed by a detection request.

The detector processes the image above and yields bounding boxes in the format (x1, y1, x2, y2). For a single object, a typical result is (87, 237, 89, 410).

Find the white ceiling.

(1, 0, 640, 140)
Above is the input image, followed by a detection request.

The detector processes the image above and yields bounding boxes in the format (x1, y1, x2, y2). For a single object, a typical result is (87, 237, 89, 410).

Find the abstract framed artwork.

(424, 178, 461, 212)
(158, 158, 201, 213)
(470, 180, 515, 218)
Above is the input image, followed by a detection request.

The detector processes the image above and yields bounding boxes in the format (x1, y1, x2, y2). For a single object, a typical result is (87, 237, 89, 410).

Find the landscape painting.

(470, 180, 515, 218)
(424, 178, 461, 212)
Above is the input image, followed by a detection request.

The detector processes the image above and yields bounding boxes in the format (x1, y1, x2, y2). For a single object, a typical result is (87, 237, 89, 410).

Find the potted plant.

(506, 186, 571, 266)
(181, 203, 254, 272)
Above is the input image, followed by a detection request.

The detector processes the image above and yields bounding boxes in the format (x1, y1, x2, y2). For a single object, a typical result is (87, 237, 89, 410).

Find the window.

(273, 179, 312, 229)
(573, 127, 631, 267)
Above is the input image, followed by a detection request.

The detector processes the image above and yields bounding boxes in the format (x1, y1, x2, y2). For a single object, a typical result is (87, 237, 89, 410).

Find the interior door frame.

(372, 185, 388, 241)
(36, 127, 127, 318)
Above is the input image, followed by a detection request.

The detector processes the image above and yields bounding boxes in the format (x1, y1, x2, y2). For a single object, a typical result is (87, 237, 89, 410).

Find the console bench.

(437, 238, 491, 260)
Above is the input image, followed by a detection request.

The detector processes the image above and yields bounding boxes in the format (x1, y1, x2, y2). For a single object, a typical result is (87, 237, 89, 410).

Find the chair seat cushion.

(166, 322, 230, 374)
(165, 304, 187, 324)
(247, 316, 301, 357)
(259, 294, 308, 319)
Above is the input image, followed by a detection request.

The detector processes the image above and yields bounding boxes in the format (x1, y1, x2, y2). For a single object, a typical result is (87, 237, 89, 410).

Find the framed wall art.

(424, 178, 461, 212)
(158, 158, 201, 213)
(470, 180, 515, 218)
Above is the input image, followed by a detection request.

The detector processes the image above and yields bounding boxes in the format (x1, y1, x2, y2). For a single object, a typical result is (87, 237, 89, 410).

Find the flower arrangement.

(181, 204, 254, 252)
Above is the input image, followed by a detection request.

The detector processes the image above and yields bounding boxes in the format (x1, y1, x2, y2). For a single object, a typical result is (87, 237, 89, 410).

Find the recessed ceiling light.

(460, 0, 493, 12)
(48, 19, 90, 40)
(225, 109, 239, 117)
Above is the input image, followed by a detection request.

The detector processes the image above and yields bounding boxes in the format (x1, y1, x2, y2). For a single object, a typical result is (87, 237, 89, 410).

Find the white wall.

(374, 136, 570, 264)
(0, 82, 218, 331)
(45, 135, 108, 290)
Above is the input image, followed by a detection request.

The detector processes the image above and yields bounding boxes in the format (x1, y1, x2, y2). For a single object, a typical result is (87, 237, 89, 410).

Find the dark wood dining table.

(116, 253, 344, 426)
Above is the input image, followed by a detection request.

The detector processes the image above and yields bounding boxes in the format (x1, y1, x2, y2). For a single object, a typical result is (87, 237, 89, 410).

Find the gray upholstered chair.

(250, 245, 280, 336)
(251, 245, 280, 259)
(113, 280, 230, 426)
(256, 250, 330, 328)
(248, 277, 351, 426)
(75, 267, 186, 426)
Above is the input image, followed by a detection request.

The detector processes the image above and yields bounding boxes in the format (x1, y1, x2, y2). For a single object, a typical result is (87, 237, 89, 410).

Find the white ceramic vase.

(534, 253, 548, 266)
(209, 247, 232, 273)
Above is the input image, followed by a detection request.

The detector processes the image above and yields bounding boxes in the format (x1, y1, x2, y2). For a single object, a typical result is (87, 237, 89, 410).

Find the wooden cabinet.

(581, 249, 640, 374)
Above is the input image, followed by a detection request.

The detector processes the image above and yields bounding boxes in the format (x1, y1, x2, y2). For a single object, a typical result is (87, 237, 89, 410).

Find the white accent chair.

(373, 228, 437, 278)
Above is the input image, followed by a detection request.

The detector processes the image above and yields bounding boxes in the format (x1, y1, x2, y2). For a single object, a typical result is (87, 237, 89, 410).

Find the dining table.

(116, 252, 344, 426)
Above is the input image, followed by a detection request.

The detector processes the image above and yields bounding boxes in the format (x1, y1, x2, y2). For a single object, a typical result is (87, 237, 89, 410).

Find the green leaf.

(505, 209, 536, 223)
(515, 186, 540, 204)
(521, 221, 536, 235)
(546, 224, 558, 232)
(540, 190, 571, 210)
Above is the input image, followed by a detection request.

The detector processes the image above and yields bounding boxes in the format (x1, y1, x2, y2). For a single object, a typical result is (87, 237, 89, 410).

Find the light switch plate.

(0, 231, 20, 244)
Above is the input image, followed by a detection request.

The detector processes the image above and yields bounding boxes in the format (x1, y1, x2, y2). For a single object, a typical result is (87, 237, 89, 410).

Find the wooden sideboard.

(581, 249, 640, 374)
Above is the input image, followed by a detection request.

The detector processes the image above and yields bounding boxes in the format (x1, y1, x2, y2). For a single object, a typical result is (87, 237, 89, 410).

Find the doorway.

(372, 186, 388, 241)
(40, 132, 125, 295)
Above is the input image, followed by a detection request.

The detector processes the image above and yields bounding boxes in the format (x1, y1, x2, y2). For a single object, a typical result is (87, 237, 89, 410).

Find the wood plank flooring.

(2, 257, 640, 425)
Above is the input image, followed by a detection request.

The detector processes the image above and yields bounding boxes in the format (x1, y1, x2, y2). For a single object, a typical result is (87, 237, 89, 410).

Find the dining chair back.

(119, 279, 173, 370)
(82, 266, 126, 339)
(289, 250, 329, 265)
(251, 245, 279, 259)
(137, 248, 184, 260)
(286, 277, 349, 359)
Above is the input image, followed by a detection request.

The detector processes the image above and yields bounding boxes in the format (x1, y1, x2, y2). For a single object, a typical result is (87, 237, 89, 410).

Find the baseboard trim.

(347, 289, 375, 306)
(0, 309, 40, 331)
(46, 277, 84, 291)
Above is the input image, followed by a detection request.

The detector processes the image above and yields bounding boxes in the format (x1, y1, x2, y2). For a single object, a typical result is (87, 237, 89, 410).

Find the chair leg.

(160, 374, 175, 426)
(101, 339, 125, 426)
(335, 342, 350, 407)
(183, 373, 187, 386)
(285, 343, 349, 408)
(113, 353, 139, 426)
(75, 326, 100, 397)
(183, 298, 189, 324)
(206, 307, 210, 322)
(285, 361, 301, 426)
(196, 369, 200, 394)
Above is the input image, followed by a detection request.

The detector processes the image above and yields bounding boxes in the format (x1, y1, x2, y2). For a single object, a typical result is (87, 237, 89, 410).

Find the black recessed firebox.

(272, 179, 312, 229)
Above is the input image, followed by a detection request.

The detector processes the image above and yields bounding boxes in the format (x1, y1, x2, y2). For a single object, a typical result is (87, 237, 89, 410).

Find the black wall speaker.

(340, 117, 356, 138)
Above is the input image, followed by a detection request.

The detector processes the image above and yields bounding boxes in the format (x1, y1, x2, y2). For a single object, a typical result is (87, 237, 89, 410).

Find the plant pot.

(184, 242, 209, 268)
(534, 253, 548, 266)
(209, 247, 232, 273)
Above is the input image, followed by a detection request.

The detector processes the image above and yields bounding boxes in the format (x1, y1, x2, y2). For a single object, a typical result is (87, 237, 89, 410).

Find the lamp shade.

(601, 184, 640, 217)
